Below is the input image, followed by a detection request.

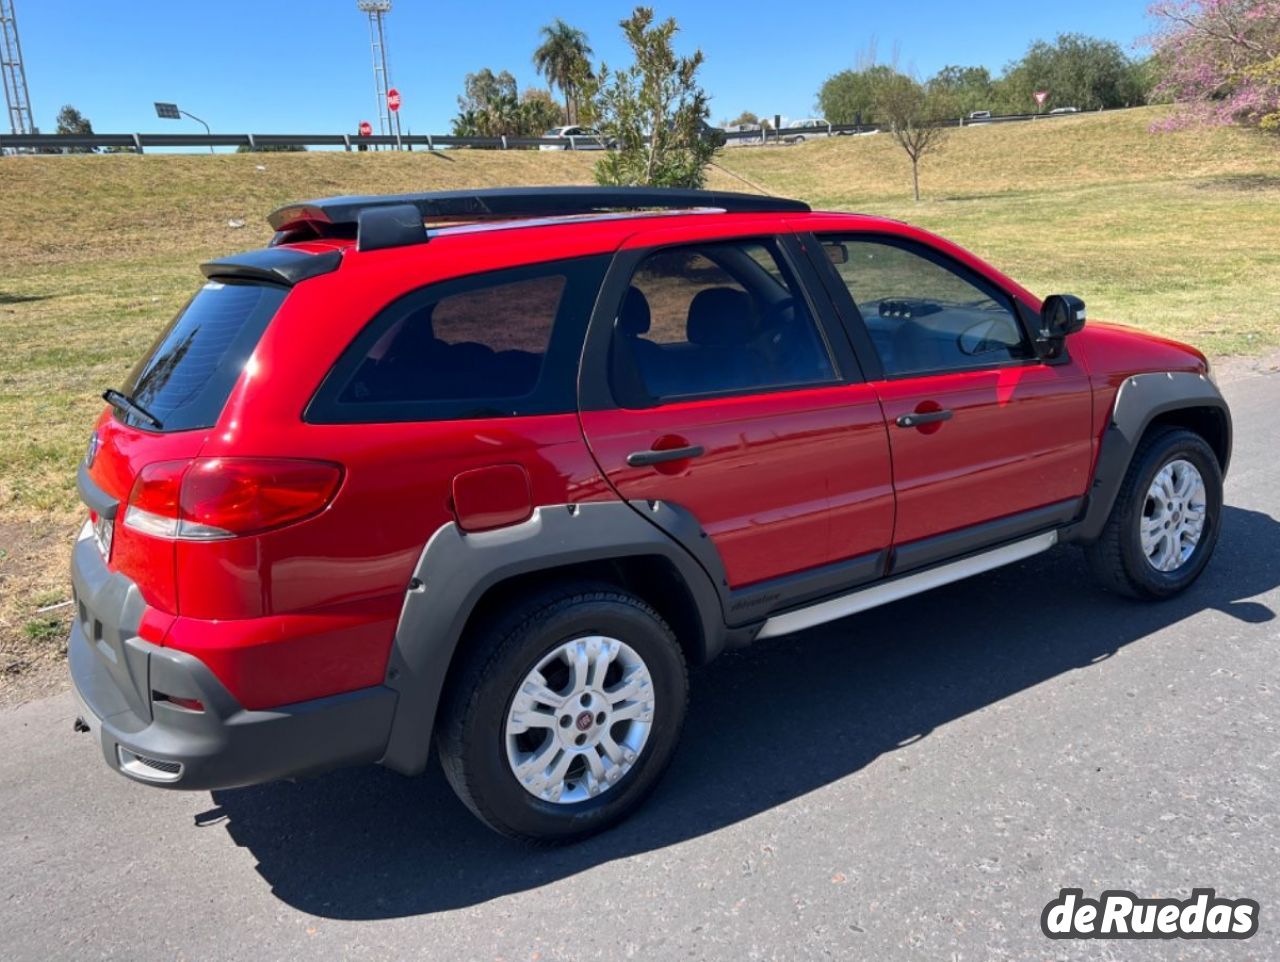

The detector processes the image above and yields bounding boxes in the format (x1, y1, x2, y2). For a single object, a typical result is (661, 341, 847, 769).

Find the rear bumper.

(69, 528, 397, 791)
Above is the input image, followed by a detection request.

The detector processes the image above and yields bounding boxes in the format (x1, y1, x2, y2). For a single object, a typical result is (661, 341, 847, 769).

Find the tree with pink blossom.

(1148, 0, 1280, 131)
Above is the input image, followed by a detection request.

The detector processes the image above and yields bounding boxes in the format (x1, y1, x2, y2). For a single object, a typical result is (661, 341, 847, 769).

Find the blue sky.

(14, 1, 1154, 136)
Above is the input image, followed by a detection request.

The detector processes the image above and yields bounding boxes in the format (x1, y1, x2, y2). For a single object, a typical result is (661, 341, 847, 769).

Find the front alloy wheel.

(1085, 427, 1223, 600)
(1140, 458, 1207, 572)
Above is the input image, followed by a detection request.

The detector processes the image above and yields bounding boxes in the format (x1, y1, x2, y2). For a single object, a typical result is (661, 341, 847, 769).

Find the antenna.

(1, 0, 35, 138)
(356, 0, 402, 149)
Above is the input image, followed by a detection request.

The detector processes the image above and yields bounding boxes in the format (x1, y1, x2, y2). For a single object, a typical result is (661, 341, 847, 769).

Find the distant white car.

(1049, 106, 1080, 115)
(539, 125, 609, 151)
(784, 118, 833, 143)
(968, 110, 992, 120)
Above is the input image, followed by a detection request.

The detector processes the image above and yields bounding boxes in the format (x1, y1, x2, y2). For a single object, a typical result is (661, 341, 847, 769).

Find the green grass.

(1, 105, 1277, 691)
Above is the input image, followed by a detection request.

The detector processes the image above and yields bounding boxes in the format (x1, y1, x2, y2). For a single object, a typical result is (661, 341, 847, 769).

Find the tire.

(436, 581, 688, 843)
(1084, 427, 1223, 600)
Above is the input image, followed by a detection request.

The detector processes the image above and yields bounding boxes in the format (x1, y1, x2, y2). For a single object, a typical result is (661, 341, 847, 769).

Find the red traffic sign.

(387, 88, 402, 112)
(1033, 90, 1050, 107)
(358, 120, 373, 136)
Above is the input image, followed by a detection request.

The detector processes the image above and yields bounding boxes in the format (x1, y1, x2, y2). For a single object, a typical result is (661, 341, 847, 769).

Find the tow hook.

(73, 717, 90, 733)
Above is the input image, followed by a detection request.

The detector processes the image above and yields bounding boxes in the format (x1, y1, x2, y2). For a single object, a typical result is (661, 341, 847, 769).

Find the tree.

(1148, 0, 1280, 132)
(533, 19, 593, 124)
(926, 65, 994, 116)
(875, 73, 952, 201)
(584, 7, 717, 188)
(995, 34, 1142, 112)
(817, 65, 898, 124)
(54, 104, 95, 153)
(726, 110, 760, 127)
(520, 87, 565, 134)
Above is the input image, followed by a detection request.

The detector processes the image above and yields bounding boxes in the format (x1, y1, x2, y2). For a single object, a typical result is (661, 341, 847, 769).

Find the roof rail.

(267, 186, 810, 252)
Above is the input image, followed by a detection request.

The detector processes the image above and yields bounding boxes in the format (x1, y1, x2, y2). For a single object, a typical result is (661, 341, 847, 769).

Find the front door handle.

(626, 444, 705, 467)
(896, 409, 953, 429)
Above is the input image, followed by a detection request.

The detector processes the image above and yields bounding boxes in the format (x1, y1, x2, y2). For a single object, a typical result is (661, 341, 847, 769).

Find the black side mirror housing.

(1035, 294, 1086, 358)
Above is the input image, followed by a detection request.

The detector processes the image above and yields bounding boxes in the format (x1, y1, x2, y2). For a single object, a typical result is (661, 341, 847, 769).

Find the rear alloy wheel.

(505, 635, 655, 804)
(1085, 427, 1223, 599)
(437, 583, 687, 843)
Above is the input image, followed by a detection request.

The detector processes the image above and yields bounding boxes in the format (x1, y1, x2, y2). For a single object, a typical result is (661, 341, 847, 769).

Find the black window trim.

(800, 230, 1053, 381)
(305, 254, 611, 425)
(577, 231, 861, 413)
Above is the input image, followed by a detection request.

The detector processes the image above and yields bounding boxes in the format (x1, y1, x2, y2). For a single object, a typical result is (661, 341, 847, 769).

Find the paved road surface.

(2, 372, 1277, 961)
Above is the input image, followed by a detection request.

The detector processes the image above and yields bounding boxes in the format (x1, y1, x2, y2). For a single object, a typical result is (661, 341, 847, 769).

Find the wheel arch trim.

(1063, 370, 1232, 544)
(377, 500, 726, 775)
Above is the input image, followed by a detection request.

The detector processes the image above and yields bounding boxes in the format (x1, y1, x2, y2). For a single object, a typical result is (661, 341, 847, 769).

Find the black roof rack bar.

(268, 186, 810, 250)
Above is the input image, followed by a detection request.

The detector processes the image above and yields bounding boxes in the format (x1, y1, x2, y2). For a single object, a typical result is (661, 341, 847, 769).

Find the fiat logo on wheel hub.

(575, 711, 594, 731)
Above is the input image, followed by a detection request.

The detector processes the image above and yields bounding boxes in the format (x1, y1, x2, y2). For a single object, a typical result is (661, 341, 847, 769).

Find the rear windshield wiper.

(102, 389, 164, 430)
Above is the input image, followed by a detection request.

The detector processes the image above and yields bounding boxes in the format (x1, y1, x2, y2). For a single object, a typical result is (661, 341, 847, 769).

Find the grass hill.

(1, 105, 1277, 692)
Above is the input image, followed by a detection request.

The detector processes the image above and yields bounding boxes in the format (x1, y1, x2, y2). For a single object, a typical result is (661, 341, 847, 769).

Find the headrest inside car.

(687, 287, 754, 346)
(617, 287, 651, 336)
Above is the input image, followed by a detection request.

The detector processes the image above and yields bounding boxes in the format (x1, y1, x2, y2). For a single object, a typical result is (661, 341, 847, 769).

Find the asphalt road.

(2, 371, 1277, 962)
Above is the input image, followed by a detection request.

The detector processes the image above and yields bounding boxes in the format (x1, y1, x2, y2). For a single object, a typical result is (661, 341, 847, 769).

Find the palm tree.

(533, 19, 593, 124)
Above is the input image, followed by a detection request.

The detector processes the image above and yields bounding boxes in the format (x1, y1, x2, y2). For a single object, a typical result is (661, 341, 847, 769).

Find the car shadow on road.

(206, 504, 1279, 920)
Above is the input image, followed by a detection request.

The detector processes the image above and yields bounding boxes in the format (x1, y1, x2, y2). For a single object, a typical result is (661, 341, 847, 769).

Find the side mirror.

(1035, 294, 1086, 359)
(1040, 294, 1086, 339)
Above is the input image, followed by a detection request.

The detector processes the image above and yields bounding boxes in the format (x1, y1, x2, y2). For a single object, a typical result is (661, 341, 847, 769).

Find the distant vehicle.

(784, 118, 832, 143)
(539, 125, 609, 151)
(722, 122, 765, 147)
(1049, 107, 1080, 115)
(968, 110, 992, 120)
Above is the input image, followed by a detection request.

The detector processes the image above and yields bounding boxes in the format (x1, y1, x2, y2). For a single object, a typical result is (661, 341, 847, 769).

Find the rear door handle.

(896, 409, 953, 428)
(626, 445, 705, 467)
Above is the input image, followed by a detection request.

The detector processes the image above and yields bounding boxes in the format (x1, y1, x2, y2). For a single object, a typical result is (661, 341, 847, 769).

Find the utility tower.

(1, 0, 35, 136)
(357, 0, 402, 148)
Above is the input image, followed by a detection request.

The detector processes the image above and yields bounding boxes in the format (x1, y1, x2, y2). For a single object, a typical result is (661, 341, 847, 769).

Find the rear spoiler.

(200, 247, 343, 287)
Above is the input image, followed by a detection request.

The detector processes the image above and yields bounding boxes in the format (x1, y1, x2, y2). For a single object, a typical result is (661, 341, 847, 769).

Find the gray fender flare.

(378, 500, 727, 775)
(1063, 370, 1231, 544)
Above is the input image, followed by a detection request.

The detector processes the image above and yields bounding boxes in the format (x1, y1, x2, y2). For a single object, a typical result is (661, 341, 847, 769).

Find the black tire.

(436, 581, 688, 843)
(1084, 427, 1223, 599)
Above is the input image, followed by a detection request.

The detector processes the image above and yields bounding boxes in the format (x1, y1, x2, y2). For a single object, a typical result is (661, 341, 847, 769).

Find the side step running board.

(756, 530, 1059, 639)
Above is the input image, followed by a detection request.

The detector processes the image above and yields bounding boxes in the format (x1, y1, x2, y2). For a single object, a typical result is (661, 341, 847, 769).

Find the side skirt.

(756, 530, 1059, 639)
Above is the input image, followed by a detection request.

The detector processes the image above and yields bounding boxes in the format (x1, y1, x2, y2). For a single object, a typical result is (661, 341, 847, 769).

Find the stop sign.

(387, 88, 401, 112)
(358, 120, 373, 137)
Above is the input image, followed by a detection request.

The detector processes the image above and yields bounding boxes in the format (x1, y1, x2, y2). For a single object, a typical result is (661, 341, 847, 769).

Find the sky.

(12, 0, 1155, 137)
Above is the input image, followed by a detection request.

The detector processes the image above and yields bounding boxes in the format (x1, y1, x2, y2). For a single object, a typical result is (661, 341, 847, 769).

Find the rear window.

(118, 281, 286, 432)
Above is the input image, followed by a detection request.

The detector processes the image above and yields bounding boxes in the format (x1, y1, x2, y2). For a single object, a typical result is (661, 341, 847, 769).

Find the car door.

(806, 231, 1094, 572)
(578, 228, 895, 599)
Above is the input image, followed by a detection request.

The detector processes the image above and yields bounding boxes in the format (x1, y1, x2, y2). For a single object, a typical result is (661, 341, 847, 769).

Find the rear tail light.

(123, 458, 342, 541)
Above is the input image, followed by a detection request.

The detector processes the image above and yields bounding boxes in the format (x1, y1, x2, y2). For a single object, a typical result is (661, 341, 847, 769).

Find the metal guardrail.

(0, 107, 1129, 153)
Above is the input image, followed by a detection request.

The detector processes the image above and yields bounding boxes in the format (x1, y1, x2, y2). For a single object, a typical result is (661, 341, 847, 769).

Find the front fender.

(1063, 371, 1231, 544)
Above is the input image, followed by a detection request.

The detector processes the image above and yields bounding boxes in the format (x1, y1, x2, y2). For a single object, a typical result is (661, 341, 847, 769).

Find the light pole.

(154, 101, 215, 154)
(357, 0, 402, 150)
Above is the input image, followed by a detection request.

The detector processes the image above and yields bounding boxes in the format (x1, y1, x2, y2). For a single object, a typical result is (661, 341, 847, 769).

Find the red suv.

(70, 187, 1231, 841)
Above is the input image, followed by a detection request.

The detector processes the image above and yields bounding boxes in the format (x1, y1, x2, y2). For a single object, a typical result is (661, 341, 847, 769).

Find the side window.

(309, 256, 606, 423)
(819, 236, 1033, 377)
(611, 239, 836, 405)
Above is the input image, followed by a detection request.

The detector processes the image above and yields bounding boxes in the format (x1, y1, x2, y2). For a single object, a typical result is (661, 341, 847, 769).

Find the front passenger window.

(819, 236, 1033, 377)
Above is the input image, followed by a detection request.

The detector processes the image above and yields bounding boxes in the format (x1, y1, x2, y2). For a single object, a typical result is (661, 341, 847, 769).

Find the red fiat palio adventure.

(69, 186, 1231, 841)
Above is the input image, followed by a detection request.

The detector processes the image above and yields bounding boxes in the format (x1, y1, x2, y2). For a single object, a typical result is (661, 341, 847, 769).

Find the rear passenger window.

(610, 240, 836, 406)
(309, 256, 608, 423)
